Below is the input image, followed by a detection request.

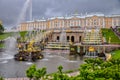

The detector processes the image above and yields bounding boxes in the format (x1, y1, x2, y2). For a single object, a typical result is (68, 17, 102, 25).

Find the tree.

(0, 76, 4, 80)
(26, 64, 36, 80)
(41, 67, 47, 79)
(26, 64, 47, 80)
(33, 71, 40, 80)
(34, 67, 46, 80)
(25, 59, 120, 80)
(0, 24, 4, 34)
(52, 65, 70, 80)
(58, 65, 63, 74)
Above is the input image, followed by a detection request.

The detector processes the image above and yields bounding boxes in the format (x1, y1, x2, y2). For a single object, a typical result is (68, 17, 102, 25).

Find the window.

(67, 36, 70, 42)
(71, 36, 74, 42)
(79, 36, 81, 42)
(57, 36, 59, 41)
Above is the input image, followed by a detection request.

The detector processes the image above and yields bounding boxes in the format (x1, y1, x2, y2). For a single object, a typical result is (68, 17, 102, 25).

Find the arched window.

(67, 36, 70, 42)
(71, 36, 74, 42)
(57, 36, 59, 41)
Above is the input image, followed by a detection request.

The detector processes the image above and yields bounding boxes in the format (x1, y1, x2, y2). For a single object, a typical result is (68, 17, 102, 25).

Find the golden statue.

(108, 37, 111, 43)
(27, 40, 35, 52)
(91, 29, 95, 33)
(89, 46, 95, 52)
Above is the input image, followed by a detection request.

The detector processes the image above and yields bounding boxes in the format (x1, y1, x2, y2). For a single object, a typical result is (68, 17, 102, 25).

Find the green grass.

(118, 28, 120, 32)
(0, 32, 13, 48)
(19, 31, 27, 38)
(19, 30, 46, 38)
(0, 32, 12, 40)
(0, 31, 27, 40)
(0, 43, 4, 48)
(111, 50, 120, 59)
(101, 28, 120, 44)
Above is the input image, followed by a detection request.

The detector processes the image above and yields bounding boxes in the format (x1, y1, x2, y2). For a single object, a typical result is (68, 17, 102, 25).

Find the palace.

(18, 13, 120, 31)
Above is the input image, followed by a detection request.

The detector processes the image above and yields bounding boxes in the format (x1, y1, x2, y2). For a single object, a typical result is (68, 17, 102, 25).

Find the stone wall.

(51, 32, 83, 43)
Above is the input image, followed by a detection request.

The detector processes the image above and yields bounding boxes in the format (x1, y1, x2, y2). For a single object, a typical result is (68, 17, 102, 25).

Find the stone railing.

(111, 26, 120, 39)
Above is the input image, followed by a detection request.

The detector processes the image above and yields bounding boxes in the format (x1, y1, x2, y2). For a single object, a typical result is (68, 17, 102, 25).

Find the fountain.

(82, 28, 106, 58)
(4, 37, 17, 52)
(0, 0, 33, 64)
(12, 0, 44, 61)
(0, 0, 84, 78)
(14, 40, 44, 61)
(1, 0, 43, 62)
(45, 29, 69, 50)
(0, 37, 17, 64)
(60, 29, 67, 46)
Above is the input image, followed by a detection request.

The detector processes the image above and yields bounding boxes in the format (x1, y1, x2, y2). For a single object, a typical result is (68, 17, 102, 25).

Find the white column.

(78, 20, 80, 26)
(112, 18, 114, 27)
(50, 22, 51, 29)
(52, 21, 53, 29)
(99, 19, 100, 27)
(117, 18, 119, 26)
(33, 23, 35, 29)
(103, 18, 105, 28)
(59, 21, 61, 28)
(86, 19, 88, 27)
(75, 20, 77, 26)
(63, 20, 64, 28)
(70, 20, 72, 26)
(43, 22, 44, 30)
(39, 23, 40, 30)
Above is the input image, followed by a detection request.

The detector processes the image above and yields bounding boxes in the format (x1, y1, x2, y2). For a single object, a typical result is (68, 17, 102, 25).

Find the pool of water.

(0, 51, 84, 78)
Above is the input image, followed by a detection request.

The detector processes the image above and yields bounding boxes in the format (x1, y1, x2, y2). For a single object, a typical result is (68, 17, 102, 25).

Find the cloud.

(45, 8, 63, 17)
(0, 0, 120, 27)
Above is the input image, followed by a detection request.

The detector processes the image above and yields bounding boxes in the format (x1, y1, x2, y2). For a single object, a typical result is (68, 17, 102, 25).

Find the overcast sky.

(0, 0, 120, 27)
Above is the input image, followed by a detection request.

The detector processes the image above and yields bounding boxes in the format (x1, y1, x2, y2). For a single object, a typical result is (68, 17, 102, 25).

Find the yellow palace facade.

(18, 13, 120, 31)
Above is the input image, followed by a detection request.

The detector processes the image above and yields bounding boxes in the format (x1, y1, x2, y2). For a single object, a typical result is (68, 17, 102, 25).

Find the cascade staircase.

(82, 29, 103, 45)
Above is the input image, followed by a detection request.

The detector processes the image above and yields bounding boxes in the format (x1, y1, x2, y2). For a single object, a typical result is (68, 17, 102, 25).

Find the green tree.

(37, 67, 46, 80)
(58, 65, 63, 74)
(32, 67, 47, 80)
(33, 71, 40, 80)
(0, 76, 4, 80)
(26, 64, 36, 80)
(0, 24, 4, 34)
(52, 65, 70, 80)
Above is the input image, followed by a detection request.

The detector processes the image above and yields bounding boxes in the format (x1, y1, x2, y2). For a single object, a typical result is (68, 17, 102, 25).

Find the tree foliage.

(0, 24, 4, 34)
(26, 64, 36, 80)
(26, 58, 120, 80)
(78, 58, 120, 80)
(26, 64, 46, 80)
(0, 76, 4, 80)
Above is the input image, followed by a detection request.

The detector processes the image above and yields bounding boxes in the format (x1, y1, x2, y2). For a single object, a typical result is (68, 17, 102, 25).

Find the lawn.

(111, 50, 120, 59)
(0, 43, 5, 48)
(0, 32, 12, 40)
(0, 32, 13, 48)
(0, 31, 27, 48)
(19, 31, 27, 38)
(101, 28, 120, 44)
(0, 31, 27, 40)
